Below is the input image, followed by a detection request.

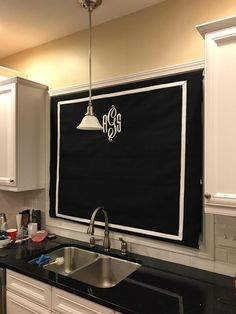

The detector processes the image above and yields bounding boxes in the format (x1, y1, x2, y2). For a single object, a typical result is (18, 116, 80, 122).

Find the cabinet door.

(0, 83, 16, 186)
(52, 287, 114, 314)
(7, 291, 51, 314)
(204, 25, 236, 215)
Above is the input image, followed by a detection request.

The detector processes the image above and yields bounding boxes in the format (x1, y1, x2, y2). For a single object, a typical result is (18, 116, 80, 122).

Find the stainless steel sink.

(42, 246, 99, 275)
(69, 255, 141, 288)
(39, 245, 141, 288)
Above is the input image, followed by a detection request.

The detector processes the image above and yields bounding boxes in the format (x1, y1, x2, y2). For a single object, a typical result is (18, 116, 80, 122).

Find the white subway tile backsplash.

(0, 191, 25, 228)
(215, 214, 236, 268)
(216, 235, 236, 248)
(215, 248, 228, 262)
(189, 256, 215, 272)
(0, 190, 46, 229)
(215, 215, 236, 225)
(167, 252, 190, 266)
(214, 261, 236, 277)
(227, 251, 236, 264)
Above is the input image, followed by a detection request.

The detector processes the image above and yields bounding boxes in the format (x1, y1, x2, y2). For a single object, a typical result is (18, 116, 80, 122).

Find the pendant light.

(77, 0, 103, 131)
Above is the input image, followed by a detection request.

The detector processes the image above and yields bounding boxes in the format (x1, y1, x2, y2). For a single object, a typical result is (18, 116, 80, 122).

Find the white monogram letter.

(103, 115, 108, 133)
(117, 113, 121, 133)
(102, 105, 122, 142)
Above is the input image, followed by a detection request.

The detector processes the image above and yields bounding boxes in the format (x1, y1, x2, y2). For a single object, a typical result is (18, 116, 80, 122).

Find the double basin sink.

(36, 246, 141, 288)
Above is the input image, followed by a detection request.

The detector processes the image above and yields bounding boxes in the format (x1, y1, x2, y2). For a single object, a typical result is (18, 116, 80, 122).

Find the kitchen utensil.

(15, 236, 31, 244)
(43, 257, 64, 267)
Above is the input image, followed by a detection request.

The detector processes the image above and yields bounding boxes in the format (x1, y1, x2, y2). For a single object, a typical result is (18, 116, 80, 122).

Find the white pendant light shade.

(77, 115, 103, 130)
(77, 105, 103, 130)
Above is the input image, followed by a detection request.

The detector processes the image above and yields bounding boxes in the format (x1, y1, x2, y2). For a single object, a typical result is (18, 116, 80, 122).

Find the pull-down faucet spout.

(87, 206, 110, 251)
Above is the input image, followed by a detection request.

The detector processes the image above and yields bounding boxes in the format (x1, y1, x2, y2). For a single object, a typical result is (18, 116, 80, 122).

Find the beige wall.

(1, 0, 236, 89)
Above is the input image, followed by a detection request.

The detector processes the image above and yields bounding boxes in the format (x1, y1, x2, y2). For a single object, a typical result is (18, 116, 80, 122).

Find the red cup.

(7, 228, 17, 240)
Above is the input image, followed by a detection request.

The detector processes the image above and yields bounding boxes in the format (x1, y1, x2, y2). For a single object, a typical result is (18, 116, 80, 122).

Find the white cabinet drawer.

(7, 290, 51, 314)
(52, 287, 114, 314)
(7, 270, 51, 310)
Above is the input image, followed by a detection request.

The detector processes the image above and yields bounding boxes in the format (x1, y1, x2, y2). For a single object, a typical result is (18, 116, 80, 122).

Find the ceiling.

(0, 0, 165, 59)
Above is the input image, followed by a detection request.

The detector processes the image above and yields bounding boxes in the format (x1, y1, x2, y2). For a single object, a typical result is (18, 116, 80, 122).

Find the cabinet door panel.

(204, 26, 236, 213)
(7, 291, 50, 314)
(0, 84, 16, 186)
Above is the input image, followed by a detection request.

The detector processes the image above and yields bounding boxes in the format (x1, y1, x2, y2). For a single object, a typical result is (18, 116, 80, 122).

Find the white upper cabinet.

(197, 16, 236, 215)
(0, 77, 48, 191)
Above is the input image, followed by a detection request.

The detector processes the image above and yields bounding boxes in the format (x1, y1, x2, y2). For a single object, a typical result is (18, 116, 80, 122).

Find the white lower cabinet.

(6, 270, 121, 314)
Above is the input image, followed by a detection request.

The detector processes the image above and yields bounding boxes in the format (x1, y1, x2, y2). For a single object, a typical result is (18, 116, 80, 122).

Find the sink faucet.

(87, 206, 110, 251)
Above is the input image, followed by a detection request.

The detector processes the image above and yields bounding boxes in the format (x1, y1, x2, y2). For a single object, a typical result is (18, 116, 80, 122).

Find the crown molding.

(196, 15, 236, 37)
(49, 60, 204, 96)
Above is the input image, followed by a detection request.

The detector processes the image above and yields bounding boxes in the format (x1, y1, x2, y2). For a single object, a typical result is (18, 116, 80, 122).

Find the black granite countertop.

(0, 235, 236, 314)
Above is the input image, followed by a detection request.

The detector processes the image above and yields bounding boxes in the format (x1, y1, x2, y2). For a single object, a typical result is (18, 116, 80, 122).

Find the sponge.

(35, 254, 51, 266)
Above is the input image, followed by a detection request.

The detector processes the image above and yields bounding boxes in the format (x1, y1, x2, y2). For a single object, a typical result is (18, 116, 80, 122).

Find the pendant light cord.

(88, 9, 92, 108)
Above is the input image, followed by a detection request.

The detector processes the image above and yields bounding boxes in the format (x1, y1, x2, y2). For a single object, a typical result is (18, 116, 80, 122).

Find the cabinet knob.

(204, 193, 211, 200)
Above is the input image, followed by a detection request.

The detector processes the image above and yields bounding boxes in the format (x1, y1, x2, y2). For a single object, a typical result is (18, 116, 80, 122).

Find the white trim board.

(49, 60, 204, 96)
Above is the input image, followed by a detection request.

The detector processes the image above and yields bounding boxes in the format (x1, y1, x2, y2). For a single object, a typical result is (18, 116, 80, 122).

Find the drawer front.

(7, 270, 51, 309)
(7, 291, 51, 314)
(52, 287, 114, 314)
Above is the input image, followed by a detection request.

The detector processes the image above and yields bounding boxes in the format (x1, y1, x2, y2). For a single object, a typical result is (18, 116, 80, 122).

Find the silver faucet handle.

(119, 237, 128, 255)
(89, 236, 102, 247)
